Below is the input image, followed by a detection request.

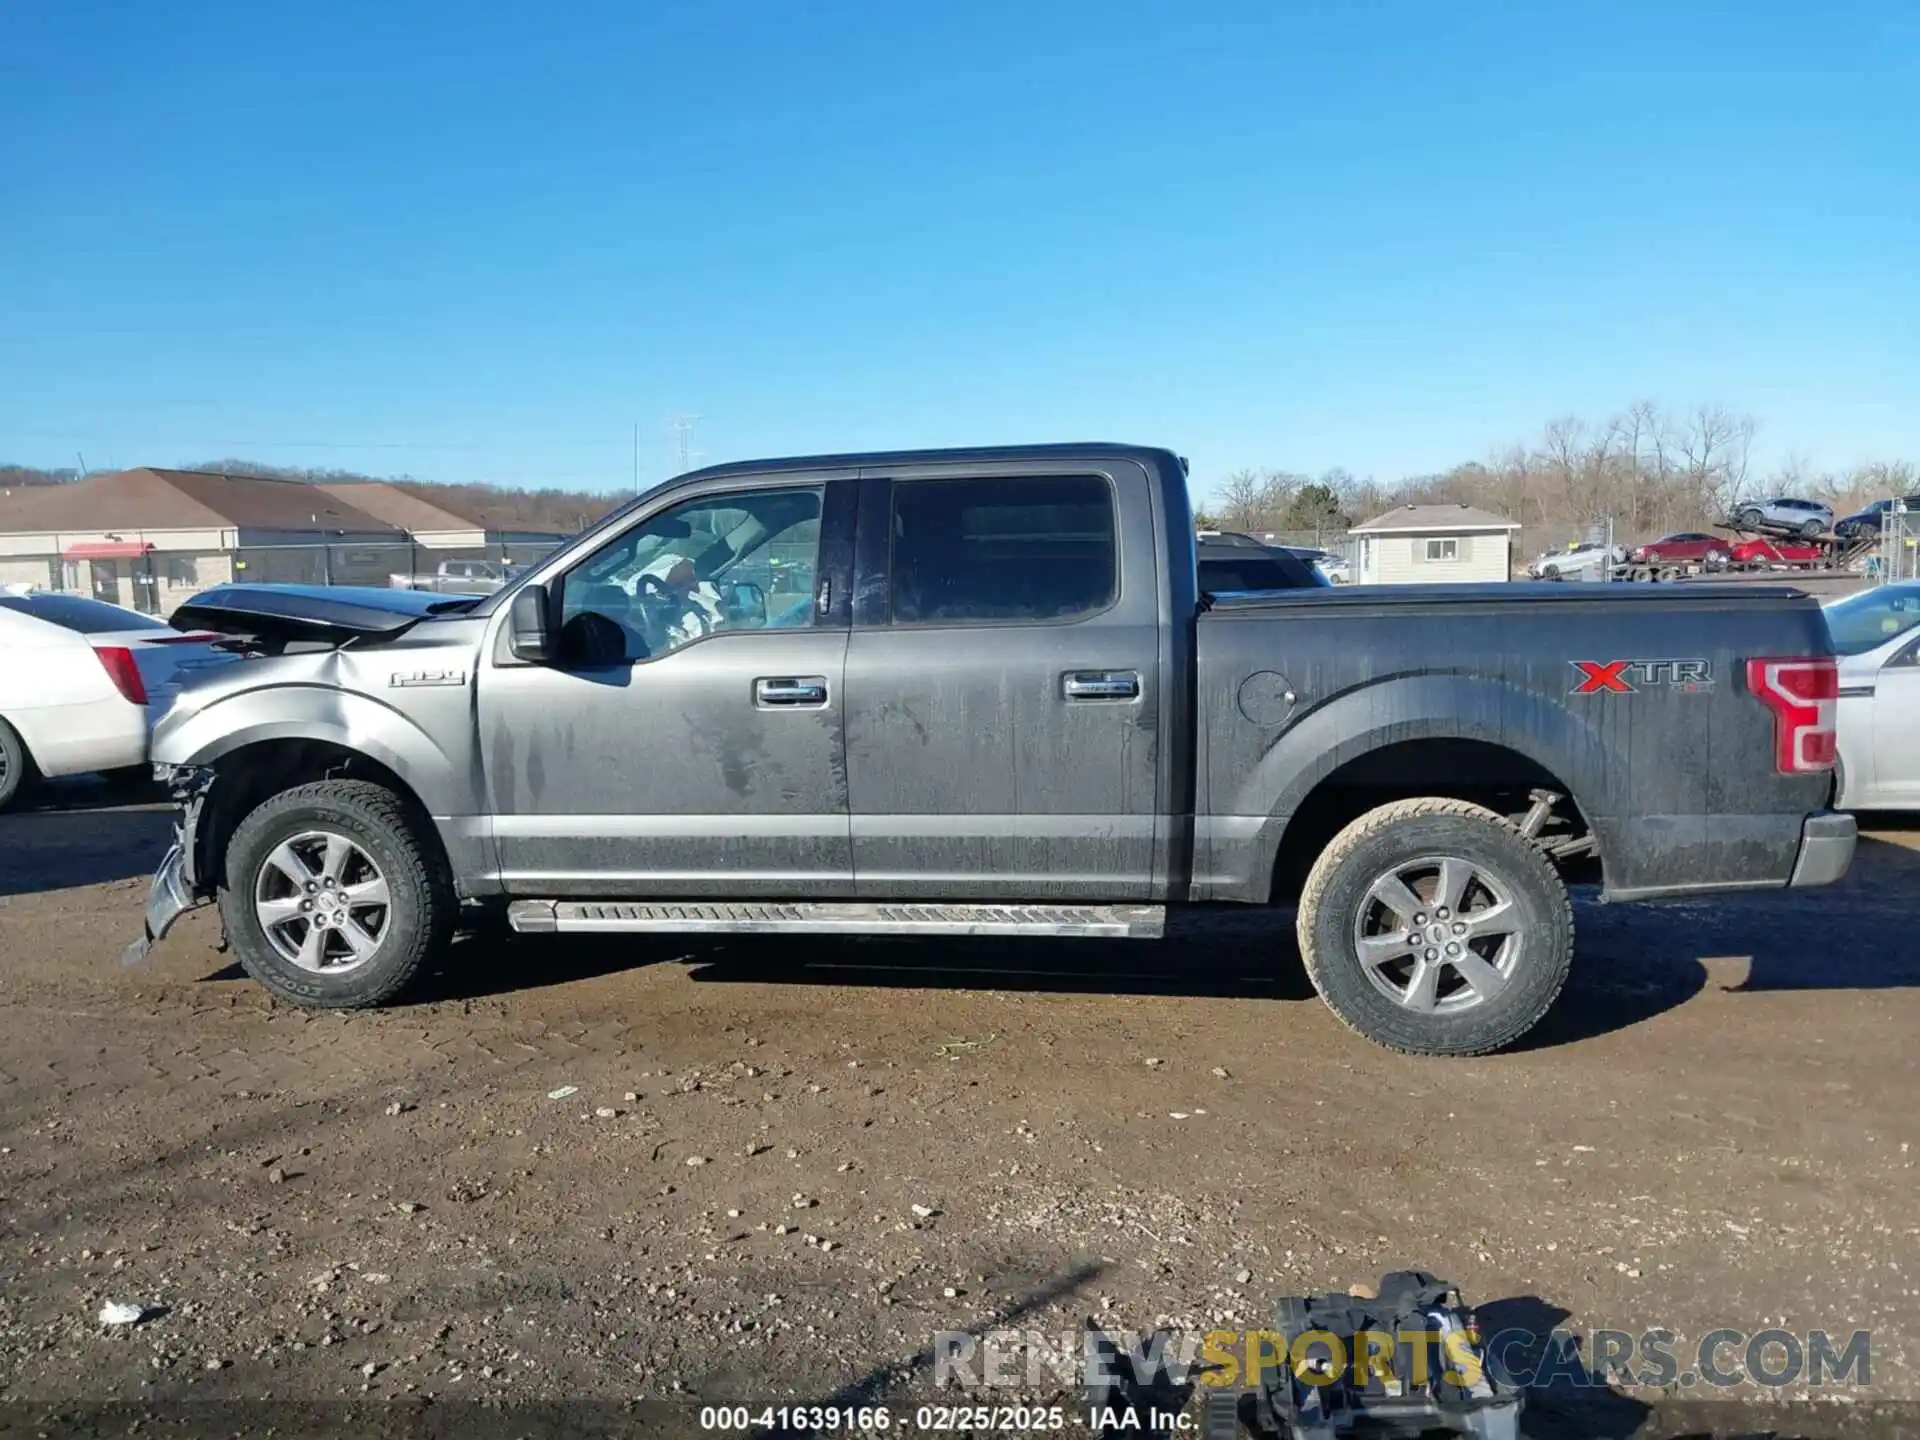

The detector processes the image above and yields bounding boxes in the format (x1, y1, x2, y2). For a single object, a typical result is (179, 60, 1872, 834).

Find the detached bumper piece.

(121, 769, 214, 966)
(1789, 811, 1856, 888)
(1253, 1272, 1520, 1440)
(120, 843, 198, 967)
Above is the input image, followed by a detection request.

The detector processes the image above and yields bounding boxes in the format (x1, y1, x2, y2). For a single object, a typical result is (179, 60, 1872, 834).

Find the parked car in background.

(1526, 543, 1625, 581)
(1284, 547, 1350, 584)
(1833, 496, 1920, 540)
(389, 558, 526, 594)
(1631, 533, 1733, 569)
(1729, 537, 1824, 570)
(1197, 538, 1328, 592)
(1730, 497, 1833, 539)
(1826, 581, 1920, 811)
(0, 592, 237, 811)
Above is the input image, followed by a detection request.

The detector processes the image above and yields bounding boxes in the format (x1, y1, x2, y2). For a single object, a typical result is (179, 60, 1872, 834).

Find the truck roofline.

(673, 441, 1179, 484)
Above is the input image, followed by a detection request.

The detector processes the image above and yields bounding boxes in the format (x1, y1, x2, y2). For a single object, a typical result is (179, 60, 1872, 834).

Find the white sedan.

(0, 592, 237, 811)
(1827, 581, 1920, 811)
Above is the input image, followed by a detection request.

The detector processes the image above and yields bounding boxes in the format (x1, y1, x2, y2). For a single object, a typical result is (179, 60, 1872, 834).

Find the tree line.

(1197, 403, 1917, 553)
(8, 404, 1915, 554)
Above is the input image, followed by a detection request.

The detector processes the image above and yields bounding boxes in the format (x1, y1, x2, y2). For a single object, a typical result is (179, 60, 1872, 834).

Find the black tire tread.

(220, 778, 452, 1009)
(1295, 796, 1574, 1057)
(0, 716, 33, 813)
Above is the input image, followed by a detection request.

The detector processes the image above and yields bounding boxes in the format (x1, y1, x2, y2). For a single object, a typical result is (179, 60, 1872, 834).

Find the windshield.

(1823, 585, 1920, 656)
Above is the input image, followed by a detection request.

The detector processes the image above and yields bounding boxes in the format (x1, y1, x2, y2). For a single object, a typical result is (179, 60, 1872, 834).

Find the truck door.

(842, 462, 1164, 901)
(477, 477, 857, 897)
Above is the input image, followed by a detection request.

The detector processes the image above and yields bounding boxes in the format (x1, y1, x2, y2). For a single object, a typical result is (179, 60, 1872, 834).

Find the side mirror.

(508, 583, 555, 663)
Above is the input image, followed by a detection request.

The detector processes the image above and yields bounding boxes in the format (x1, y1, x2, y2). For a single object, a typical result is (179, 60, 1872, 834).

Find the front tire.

(220, 779, 453, 1008)
(1296, 798, 1574, 1056)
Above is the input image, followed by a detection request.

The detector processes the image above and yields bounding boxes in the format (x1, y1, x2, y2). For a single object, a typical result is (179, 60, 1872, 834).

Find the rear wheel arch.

(1263, 732, 1602, 904)
(1296, 796, 1575, 1055)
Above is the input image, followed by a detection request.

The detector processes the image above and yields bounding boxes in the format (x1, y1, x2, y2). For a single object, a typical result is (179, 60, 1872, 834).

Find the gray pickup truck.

(134, 444, 1854, 1055)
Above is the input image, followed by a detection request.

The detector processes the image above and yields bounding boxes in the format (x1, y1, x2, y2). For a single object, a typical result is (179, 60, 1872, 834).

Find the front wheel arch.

(219, 777, 454, 1008)
(190, 739, 447, 904)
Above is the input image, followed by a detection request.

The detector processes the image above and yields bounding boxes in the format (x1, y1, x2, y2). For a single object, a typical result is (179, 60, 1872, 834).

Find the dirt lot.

(2, 780, 1917, 1437)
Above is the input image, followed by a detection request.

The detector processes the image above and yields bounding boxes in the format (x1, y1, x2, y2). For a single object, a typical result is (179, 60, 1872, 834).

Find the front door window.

(556, 487, 823, 663)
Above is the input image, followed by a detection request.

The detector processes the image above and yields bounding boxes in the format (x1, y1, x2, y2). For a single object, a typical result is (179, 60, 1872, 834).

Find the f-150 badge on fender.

(1571, 658, 1713, 694)
(389, 669, 468, 688)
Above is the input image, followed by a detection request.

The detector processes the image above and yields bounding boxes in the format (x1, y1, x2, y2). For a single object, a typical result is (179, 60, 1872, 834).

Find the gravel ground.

(1, 778, 1917, 1438)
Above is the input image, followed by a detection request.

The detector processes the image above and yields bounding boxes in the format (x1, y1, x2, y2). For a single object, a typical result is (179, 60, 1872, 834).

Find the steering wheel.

(631, 572, 681, 631)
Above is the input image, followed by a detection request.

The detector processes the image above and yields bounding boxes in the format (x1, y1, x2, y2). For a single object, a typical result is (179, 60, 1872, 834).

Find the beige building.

(0, 469, 574, 616)
(0, 468, 408, 615)
(315, 481, 565, 557)
(1349, 504, 1521, 585)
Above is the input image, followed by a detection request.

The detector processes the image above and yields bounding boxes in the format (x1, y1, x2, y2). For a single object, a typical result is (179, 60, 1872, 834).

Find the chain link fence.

(1877, 507, 1919, 584)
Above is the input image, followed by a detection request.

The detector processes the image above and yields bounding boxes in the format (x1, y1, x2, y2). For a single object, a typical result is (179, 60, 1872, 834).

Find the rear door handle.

(755, 675, 829, 707)
(1063, 670, 1141, 701)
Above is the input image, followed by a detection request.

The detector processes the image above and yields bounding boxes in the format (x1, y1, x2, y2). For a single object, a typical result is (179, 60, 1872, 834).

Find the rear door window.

(888, 476, 1116, 625)
(0, 594, 169, 634)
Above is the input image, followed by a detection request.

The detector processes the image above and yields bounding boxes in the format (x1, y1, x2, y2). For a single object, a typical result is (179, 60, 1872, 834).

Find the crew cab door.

(841, 461, 1164, 900)
(477, 476, 856, 896)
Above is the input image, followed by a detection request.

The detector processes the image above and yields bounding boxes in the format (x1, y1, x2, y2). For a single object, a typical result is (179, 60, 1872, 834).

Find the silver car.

(1828, 581, 1920, 809)
(1527, 543, 1626, 581)
(1732, 496, 1833, 538)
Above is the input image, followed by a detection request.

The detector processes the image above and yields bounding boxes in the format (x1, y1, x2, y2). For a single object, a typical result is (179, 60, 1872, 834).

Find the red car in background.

(1729, 536, 1823, 569)
(1631, 532, 1732, 568)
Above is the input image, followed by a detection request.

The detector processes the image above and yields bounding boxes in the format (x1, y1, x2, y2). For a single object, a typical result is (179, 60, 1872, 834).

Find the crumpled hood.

(169, 584, 480, 648)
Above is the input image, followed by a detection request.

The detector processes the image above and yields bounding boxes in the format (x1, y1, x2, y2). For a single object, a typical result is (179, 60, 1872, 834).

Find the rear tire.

(1800, 519, 1824, 539)
(219, 779, 452, 1009)
(1296, 798, 1574, 1056)
(0, 718, 33, 813)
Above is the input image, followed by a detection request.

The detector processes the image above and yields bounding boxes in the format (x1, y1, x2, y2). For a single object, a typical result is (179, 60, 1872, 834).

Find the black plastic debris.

(1248, 1271, 1521, 1440)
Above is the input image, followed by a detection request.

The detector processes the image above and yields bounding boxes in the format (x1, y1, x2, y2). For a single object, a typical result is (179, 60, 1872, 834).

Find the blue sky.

(3, 0, 1914, 498)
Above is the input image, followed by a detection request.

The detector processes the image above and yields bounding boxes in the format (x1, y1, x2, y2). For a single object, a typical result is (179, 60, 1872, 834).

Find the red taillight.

(94, 645, 148, 705)
(1746, 657, 1838, 774)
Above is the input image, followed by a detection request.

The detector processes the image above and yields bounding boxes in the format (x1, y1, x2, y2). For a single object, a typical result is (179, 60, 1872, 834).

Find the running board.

(507, 899, 1165, 939)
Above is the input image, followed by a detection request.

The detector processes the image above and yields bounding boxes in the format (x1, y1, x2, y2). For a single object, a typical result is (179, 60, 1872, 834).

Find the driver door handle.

(1063, 669, 1141, 701)
(755, 675, 828, 708)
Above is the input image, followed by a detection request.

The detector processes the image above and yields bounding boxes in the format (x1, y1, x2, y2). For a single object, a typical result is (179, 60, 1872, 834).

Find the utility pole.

(669, 414, 701, 474)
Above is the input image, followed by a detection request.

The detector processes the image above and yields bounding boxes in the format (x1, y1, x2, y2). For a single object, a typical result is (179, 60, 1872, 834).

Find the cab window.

(555, 487, 823, 662)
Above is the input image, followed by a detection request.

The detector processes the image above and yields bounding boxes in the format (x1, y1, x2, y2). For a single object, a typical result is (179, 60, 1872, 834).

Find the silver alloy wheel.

(1351, 853, 1522, 1013)
(253, 829, 392, 974)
